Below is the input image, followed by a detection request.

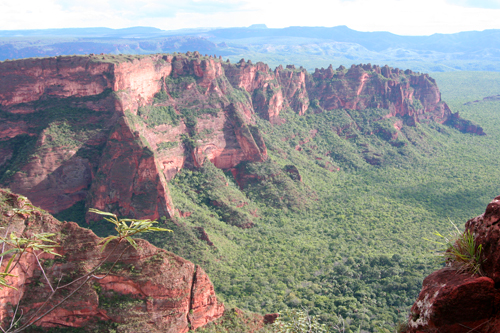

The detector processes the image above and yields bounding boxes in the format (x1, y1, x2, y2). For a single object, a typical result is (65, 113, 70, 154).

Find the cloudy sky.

(1, 0, 499, 36)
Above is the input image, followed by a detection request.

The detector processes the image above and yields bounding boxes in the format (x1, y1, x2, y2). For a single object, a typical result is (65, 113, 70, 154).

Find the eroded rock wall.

(87, 117, 175, 222)
(0, 56, 113, 108)
(308, 65, 452, 123)
(0, 53, 483, 225)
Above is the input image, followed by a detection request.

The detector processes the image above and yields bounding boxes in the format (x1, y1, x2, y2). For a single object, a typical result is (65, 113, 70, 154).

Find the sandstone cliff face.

(0, 56, 113, 108)
(276, 65, 310, 116)
(112, 55, 173, 113)
(87, 117, 174, 222)
(308, 64, 456, 124)
(0, 54, 174, 113)
(2, 101, 116, 215)
(0, 53, 270, 224)
(222, 59, 284, 123)
(407, 196, 500, 333)
(0, 189, 224, 332)
(0, 53, 482, 226)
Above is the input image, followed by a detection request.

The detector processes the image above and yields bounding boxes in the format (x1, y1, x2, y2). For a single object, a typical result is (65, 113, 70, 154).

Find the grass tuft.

(426, 221, 484, 275)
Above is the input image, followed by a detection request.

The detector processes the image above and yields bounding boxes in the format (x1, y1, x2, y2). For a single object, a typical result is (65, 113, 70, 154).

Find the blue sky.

(1, 0, 499, 35)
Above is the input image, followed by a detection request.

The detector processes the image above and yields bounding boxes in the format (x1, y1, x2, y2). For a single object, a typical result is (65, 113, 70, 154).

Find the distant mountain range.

(1, 25, 499, 72)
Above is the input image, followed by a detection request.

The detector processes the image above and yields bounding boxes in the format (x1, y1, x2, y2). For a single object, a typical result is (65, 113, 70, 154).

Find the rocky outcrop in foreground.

(407, 196, 500, 333)
(0, 188, 223, 332)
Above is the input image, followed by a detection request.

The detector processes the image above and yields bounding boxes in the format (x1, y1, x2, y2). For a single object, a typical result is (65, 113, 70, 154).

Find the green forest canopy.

(53, 71, 500, 333)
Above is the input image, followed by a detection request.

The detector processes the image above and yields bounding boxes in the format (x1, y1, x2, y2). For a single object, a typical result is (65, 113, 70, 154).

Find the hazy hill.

(1, 25, 499, 72)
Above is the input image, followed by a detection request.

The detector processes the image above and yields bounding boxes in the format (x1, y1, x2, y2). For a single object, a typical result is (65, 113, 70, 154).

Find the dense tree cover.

(51, 72, 500, 332)
(195, 308, 274, 333)
(167, 73, 500, 331)
(431, 72, 500, 105)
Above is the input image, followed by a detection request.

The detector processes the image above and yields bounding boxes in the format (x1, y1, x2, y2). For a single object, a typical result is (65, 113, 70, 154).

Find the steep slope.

(0, 53, 482, 225)
(0, 188, 224, 332)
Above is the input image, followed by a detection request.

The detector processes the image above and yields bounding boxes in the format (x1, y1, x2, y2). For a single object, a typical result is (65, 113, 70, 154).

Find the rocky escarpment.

(308, 64, 483, 135)
(406, 196, 500, 333)
(310, 65, 434, 117)
(0, 53, 483, 225)
(0, 188, 224, 332)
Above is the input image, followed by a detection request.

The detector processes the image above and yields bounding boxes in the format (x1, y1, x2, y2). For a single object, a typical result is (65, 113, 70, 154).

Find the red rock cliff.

(276, 65, 310, 116)
(222, 59, 284, 124)
(86, 117, 175, 222)
(0, 53, 270, 224)
(0, 189, 224, 332)
(308, 64, 452, 123)
(0, 54, 482, 226)
(0, 56, 113, 108)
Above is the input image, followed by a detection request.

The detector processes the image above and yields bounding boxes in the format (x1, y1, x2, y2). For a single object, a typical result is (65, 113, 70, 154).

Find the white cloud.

(235, 0, 500, 35)
(0, 0, 499, 35)
(56, 0, 246, 19)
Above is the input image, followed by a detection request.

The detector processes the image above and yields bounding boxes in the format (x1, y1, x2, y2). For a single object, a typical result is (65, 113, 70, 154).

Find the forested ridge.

(50, 68, 500, 332)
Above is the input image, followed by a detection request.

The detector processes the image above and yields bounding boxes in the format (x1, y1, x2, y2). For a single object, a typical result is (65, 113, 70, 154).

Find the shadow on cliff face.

(24, 154, 93, 213)
(0, 101, 115, 215)
(230, 159, 313, 213)
(171, 161, 259, 229)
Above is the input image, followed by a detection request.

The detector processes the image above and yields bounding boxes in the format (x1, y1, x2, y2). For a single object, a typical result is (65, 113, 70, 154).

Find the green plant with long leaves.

(426, 221, 484, 275)
(89, 208, 172, 250)
(0, 199, 60, 290)
(0, 231, 60, 289)
(0, 197, 171, 333)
